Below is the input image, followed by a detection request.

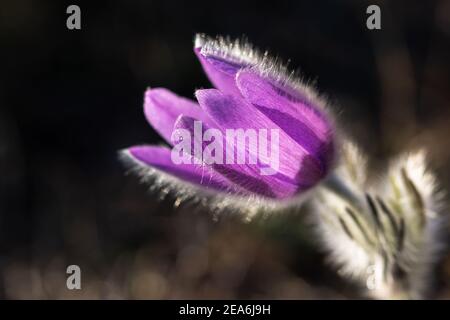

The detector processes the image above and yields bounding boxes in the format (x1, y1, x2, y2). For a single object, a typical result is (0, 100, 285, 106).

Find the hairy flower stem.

(321, 173, 363, 211)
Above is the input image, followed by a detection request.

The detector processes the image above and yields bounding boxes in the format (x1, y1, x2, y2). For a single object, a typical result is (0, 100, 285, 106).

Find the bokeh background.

(0, 0, 449, 299)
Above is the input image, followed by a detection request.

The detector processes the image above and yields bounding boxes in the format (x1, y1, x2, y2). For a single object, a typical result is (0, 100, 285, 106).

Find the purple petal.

(144, 88, 211, 145)
(195, 89, 325, 187)
(174, 115, 302, 199)
(236, 69, 334, 170)
(194, 35, 254, 97)
(126, 145, 237, 192)
(194, 49, 242, 97)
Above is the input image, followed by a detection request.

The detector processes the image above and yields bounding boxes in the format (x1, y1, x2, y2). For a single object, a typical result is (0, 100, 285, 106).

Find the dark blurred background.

(0, 0, 449, 298)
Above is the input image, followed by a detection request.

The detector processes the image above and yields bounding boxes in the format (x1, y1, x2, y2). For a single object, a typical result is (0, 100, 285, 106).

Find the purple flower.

(122, 34, 334, 203)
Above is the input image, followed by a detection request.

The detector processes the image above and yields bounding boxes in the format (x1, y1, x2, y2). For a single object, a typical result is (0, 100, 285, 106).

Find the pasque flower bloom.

(122, 34, 334, 202)
(120, 34, 448, 299)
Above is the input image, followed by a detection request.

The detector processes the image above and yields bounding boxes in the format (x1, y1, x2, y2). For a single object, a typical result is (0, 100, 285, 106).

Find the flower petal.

(173, 115, 302, 199)
(195, 89, 325, 187)
(144, 88, 212, 144)
(236, 68, 334, 170)
(194, 34, 256, 96)
(125, 145, 236, 192)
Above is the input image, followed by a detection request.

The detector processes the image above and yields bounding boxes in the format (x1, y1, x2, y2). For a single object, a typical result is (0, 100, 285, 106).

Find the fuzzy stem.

(321, 173, 364, 211)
